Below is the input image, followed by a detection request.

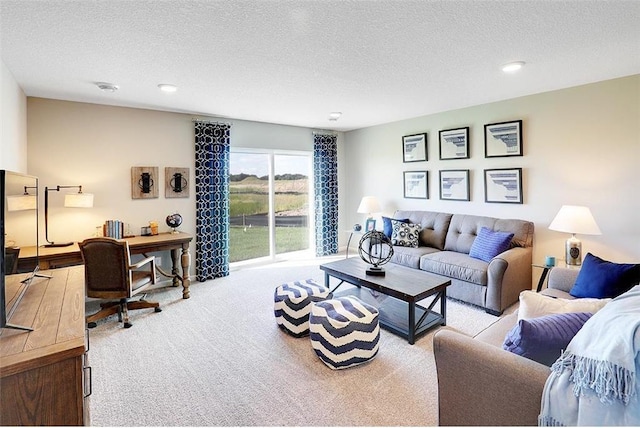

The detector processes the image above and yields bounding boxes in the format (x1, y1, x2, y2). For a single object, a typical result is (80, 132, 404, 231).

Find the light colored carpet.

(87, 256, 504, 426)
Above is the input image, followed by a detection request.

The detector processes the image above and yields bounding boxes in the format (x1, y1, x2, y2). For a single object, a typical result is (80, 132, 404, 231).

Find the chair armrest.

(131, 256, 156, 269)
(130, 256, 157, 284)
(434, 329, 549, 426)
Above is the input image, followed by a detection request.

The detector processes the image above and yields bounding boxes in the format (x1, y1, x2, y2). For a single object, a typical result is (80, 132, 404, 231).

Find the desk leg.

(181, 243, 191, 299)
(170, 249, 180, 287)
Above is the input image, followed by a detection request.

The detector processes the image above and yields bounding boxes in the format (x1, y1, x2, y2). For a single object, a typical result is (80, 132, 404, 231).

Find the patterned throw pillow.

(468, 227, 514, 262)
(382, 216, 411, 238)
(503, 312, 593, 366)
(390, 219, 421, 248)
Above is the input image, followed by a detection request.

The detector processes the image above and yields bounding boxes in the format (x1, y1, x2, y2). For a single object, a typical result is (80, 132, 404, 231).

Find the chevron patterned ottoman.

(309, 296, 380, 369)
(274, 279, 332, 337)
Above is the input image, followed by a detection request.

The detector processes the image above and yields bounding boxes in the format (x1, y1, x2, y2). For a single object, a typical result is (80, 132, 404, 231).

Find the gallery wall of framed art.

(399, 120, 524, 204)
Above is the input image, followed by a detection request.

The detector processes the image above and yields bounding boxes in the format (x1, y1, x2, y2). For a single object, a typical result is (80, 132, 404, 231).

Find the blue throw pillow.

(468, 227, 514, 262)
(570, 253, 640, 299)
(503, 312, 593, 366)
(382, 216, 410, 238)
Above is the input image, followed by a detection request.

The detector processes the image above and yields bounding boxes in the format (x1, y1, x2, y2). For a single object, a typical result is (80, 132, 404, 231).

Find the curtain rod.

(192, 118, 233, 126)
(312, 130, 338, 136)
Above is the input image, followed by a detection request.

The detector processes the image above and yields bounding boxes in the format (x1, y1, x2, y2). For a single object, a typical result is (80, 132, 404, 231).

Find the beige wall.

(26, 99, 346, 265)
(0, 58, 27, 171)
(344, 75, 640, 267)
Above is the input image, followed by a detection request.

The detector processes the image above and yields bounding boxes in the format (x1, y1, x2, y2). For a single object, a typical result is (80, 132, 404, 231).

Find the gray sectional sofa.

(387, 210, 534, 315)
(434, 267, 580, 426)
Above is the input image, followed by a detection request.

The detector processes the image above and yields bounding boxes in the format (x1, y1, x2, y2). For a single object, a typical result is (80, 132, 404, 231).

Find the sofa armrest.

(434, 329, 549, 426)
(547, 267, 580, 293)
(485, 247, 532, 314)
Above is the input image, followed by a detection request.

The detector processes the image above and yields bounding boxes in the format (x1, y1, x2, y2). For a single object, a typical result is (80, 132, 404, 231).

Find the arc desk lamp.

(44, 185, 94, 247)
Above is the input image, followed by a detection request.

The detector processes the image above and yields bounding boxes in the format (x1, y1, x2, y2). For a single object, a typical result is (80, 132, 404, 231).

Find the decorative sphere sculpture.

(358, 230, 394, 276)
(166, 213, 183, 233)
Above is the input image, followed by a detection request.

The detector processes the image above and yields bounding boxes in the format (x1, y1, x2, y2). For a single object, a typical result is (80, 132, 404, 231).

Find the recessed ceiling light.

(158, 83, 177, 93)
(96, 82, 119, 92)
(328, 112, 342, 121)
(502, 61, 525, 73)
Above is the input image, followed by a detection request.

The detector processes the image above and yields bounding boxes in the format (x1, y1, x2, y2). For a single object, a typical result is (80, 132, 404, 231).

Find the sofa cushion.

(390, 220, 421, 248)
(503, 312, 592, 366)
(444, 214, 534, 254)
(391, 246, 440, 269)
(468, 227, 514, 262)
(444, 214, 499, 253)
(517, 290, 610, 321)
(394, 210, 452, 250)
(420, 251, 488, 285)
(569, 253, 640, 299)
(382, 216, 411, 238)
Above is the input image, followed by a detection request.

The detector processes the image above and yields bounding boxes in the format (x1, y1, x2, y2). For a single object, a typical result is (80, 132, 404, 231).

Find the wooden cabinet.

(1, 266, 90, 426)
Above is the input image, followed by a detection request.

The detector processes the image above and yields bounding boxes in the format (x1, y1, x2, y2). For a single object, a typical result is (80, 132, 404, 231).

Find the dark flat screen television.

(1, 169, 41, 331)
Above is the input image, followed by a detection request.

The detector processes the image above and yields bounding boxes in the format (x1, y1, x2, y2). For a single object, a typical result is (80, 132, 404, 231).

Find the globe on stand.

(358, 230, 394, 276)
(166, 213, 183, 234)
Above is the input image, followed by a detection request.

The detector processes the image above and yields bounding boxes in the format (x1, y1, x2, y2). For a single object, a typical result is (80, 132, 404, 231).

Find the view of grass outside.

(229, 226, 309, 262)
(229, 152, 309, 263)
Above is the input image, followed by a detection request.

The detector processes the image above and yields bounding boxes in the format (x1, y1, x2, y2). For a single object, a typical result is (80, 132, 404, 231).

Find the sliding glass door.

(229, 150, 311, 263)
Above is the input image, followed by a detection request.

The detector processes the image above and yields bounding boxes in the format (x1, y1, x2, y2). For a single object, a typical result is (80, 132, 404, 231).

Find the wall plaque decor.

(403, 171, 428, 199)
(484, 168, 523, 204)
(484, 120, 523, 158)
(402, 133, 428, 162)
(439, 169, 470, 201)
(165, 167, 190, 198)
(131, 166, 159, 199)
(439, 127, 470, 160)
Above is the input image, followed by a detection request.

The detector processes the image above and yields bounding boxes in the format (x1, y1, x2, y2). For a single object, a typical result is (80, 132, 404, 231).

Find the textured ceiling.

(1, 0, 639, 132)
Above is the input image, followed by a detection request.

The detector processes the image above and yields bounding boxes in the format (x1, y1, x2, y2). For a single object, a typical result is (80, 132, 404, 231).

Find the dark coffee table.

(319, 257, 450, 344)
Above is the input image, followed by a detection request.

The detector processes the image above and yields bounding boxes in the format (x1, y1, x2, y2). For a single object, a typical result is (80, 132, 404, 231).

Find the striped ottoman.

(309, 296, 380, 369)
(274, 279, 332, 337)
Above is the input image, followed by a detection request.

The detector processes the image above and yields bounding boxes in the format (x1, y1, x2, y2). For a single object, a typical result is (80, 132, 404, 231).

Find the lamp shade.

(548, 205, 601, 235)
(357, 196, 381, 215)
(6, 194, 37, 211)
(64, 193, 94, 208)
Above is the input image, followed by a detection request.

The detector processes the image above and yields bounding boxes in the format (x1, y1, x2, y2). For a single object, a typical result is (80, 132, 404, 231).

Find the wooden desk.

(18, 232, 193, 299)
(1, 266, 90, 425)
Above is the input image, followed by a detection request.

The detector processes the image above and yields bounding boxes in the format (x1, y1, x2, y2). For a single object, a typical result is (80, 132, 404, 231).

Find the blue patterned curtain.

(313, 133, 339, 256)
(194, 121, 231, 280)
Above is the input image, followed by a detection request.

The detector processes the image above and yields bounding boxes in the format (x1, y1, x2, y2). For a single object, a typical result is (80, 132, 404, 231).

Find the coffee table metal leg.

(441, 289, 447, 326)
(408, 301, 416, 345)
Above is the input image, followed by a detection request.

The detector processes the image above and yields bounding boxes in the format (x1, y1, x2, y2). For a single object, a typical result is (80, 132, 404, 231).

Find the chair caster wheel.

(87, 322, 97, 329)
(124, 322, 133, 328)
(155, 307, 162, 313)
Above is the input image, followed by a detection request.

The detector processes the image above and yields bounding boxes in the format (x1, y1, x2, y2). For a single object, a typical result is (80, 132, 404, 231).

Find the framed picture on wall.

(484, 120, 523, 158)
(484, 168, 523, 204)
(439, 127, 469, 160)
(403, 171, 428, 199)
(439, 169, 470, 201)
(131, 166, 159, 199)
(402, 133, 428, 162)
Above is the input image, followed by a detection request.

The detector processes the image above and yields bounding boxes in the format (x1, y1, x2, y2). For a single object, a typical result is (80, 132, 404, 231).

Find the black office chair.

(79, 237, 161, 328)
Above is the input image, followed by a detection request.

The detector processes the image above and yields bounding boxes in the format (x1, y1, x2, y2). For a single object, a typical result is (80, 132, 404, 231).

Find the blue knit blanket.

(539, 284, 640, 426)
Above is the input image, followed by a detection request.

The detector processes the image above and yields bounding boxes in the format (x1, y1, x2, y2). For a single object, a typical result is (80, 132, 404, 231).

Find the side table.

(532, 261, 580, 292)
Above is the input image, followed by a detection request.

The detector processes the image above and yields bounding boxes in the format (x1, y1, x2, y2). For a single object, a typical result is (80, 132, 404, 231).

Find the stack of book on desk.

(103, 220, 125, 239)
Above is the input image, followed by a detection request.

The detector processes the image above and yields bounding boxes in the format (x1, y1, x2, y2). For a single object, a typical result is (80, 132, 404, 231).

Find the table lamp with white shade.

(357, 196, 381, 231)
(548, 205, 601, 266)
